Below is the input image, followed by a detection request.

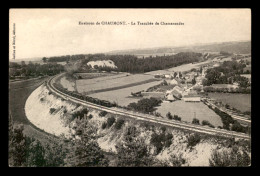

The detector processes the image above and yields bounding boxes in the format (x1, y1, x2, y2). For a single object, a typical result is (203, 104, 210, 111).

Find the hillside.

(107, 41, 251, 55)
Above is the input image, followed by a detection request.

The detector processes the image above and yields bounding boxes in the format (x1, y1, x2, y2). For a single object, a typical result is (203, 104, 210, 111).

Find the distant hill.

(107, 41, 251, 55)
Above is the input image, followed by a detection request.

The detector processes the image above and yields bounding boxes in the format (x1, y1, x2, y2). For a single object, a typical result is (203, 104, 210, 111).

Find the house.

(169, 79, 178, 85)
(171, 89, 182, 99)
(169, 86, 184, 99)
(182, 91, 201, 102)
(166, 94, 175, 101)
(164, 74, 171, 79)
(183, 94, 201, 102)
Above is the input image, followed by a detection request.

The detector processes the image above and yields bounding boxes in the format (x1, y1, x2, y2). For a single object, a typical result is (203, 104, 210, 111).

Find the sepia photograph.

(8, 8, 251, 167)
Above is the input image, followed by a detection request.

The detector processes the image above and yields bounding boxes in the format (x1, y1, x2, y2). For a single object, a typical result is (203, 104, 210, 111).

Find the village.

(131, 54, 251, 106)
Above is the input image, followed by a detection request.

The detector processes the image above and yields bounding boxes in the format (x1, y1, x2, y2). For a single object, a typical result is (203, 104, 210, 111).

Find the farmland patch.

(207, 93, 251, 112)
(156, 101, 223, 127)
(76, 74, 157, 94)
(88, 81, 163, 106)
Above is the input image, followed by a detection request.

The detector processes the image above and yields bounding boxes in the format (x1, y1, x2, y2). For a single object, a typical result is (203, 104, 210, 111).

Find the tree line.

(44, 52, 203, 73)
(202, 60, 250, 88)
(9, 61, 64, 79)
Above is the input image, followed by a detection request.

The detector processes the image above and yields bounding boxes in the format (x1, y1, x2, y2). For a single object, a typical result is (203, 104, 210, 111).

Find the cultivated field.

(145, 60, 213, 75)
(76, 73, 158, 94)
(74, 72, 117, 79)
(167, 60, 212, 72)
(88, 80, 163, 106)
(156, 101, 223, 127)
(207, 93, 251, 112)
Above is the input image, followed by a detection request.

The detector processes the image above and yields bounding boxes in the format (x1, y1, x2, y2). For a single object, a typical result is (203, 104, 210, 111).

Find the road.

(47, 73, 250, 140)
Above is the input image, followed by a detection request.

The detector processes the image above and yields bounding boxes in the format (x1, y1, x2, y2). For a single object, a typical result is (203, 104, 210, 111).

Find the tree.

(25, 139, 46, 167)
(42, 57, 47, 63)
(65, 120, 108, 167)
(187, 133, 201, 147)
(107, 116, 116, 128)
(116, 126, 154, 166)
(179, 72, 182, 78)
(168, 153, 186, 166)
(166, 112, 173, 120)
(115, 119, 125, 130)
(191, 77, 196, 85)
(205, 69, 221, 85)
(44, 141, 67, 167)
(9, 124, 27, 167)
(192, 118, 200, 125)
(209, 146, 250, 167)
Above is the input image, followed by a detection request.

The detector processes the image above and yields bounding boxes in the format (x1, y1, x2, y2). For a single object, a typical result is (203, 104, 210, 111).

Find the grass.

(156, 101, 223, 127)
(207, 93, 251, 112)
(76, 73, 157, 94)
(88, 81, 162, 106)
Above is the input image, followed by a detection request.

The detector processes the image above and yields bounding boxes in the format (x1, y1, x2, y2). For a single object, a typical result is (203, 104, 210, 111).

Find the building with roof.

(166, 94, 175, 101)
(169, 79, 178, 85)
(182, 90, 201, 102)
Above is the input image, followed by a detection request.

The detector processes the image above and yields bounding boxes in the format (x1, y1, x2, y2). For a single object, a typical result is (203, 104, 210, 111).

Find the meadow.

(156, 101, 223, 127)
(88, 81, 163, 106)
(207, 93, 251, 112)
(76, 73, 157, 94)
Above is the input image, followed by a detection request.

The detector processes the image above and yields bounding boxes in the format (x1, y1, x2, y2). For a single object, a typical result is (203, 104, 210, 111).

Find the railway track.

(47, 73, 250, 140)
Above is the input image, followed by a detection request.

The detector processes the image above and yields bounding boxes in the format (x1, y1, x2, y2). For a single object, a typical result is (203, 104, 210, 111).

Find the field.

(156, 101, 223, 127)
(88, 81, 163, 106)
(74, 72, 117, 79)
(207, 93, 251, 112)
(76, 73, 158, 94)
(9, 77, 59, 144)
(167, 60, 212, 72)
(145, 60, 213, 76)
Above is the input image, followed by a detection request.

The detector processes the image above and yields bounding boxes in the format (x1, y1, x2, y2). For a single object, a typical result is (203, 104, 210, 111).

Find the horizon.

(9, 9, 251, 61)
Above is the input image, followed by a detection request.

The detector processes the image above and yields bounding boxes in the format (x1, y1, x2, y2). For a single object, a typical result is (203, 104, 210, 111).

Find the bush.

(192, 118, 200, 125)
(72, 108, 89, 120)
(49, 108, 56, 114)
(63, 109, 67, 114)
(115, 119, 125, 130)
(187, 133, 201, 147)
(101, 122, 107, 129)
(202, 120, 215, 128)
(127, 97, 162, 113)
(88, 114, 93, 119)
(209, 147, 250, 166)
(161, 126, 166, 133)
(173, 115, 181, 121)
(166, 112, 173, 120)
(40, 98, 44, 101)
(48, 92, 52, 95)
(168, 154, 186, 167)
(107, 116, 116, 128)
(99, 111, 108, 117)
(150, 132, 173, 154)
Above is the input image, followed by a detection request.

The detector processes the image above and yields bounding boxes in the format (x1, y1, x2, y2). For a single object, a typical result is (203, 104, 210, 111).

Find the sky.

(9, 9, 251, 60)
